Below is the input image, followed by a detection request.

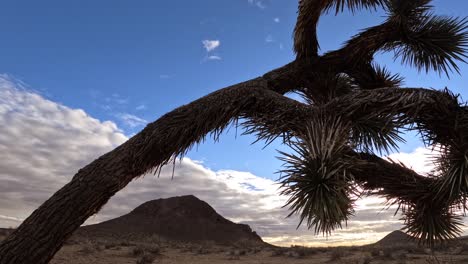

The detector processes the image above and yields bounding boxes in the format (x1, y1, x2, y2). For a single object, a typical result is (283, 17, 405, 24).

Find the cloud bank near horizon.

(0, 75, 449, 246)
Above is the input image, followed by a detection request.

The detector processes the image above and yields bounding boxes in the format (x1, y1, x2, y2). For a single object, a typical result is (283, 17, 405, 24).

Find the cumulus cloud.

(387, 147, 437, 174)
(0, 74, 127, 225)
(202, 40, 220, 52)
(0, 75, 453, 246)
(274, 17, 280, 23)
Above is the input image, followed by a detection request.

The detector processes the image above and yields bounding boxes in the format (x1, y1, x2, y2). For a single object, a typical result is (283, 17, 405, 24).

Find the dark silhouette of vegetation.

(1, 0, 468, 263)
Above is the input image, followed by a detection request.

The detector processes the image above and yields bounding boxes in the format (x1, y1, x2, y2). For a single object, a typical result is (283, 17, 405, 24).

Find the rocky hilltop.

(77, 195, 265, 245)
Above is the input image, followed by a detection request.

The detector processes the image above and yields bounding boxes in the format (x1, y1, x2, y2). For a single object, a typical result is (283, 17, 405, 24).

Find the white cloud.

(265, 34, 274, 43)
(202, 40, 220, 52)
(207, 55, 222, 61)
(0, 76, 458, 246)
(159, 74, 170, 79)
(386, 147, 437, 175)
(0, 74, 127, 225)
(274, 17, 280, 23)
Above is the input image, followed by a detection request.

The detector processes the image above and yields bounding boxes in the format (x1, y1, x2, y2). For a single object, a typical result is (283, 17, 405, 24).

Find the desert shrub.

(406, 246, 428, 255)
(78, 240, 103, 254)
(120, 240, 136, 247)
(193, 246, 210, 255)
(136, 253, 156, 264)
(132, 246, 145, 257)
(227, 255, 240, 260)
(103, 241, 120, 249)
(370, 247, 381, 257)
(146, 245, 161, 255)
(270, 248, 288, 257)
(234, 249, 246, 256)
(457, 243, 468, 255)
(249, 247, 262, 254)
(132, 245, 160, 257)
(362, 255, 373, 264)
(289, 245, 318, 258)
(329, 248, 346, 261)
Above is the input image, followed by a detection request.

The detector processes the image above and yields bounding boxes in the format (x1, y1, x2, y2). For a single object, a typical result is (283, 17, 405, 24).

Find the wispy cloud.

(105, 93, 128, 105)
(248, 0, 267, 9)
(207, 55, 222, 61)
(135, 104, 146, 111)
(159, 74, 171, 79)
(274, 17, 280, 23)
(202, 40, 220, 52)
(265, 34, 274, 43)
(117, 113, 148, 128)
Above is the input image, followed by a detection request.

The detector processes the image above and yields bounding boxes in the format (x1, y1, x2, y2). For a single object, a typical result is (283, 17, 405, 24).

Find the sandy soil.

(3, 234, 468, 263)
(48, 240, 468, 264)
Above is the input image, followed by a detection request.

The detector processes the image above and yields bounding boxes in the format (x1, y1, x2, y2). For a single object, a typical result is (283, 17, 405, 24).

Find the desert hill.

(76, 195, 265, 245)
(374, 230, 415, 247)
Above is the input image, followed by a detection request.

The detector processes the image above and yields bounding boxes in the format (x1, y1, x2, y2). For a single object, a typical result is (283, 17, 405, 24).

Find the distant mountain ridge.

(76, 195, 265, 245)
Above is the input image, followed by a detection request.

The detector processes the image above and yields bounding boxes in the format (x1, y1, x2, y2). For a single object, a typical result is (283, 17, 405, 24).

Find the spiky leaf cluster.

(279, 115, 359, 235)
(383, 0, 468, 75)
(401, 201, 464, 247)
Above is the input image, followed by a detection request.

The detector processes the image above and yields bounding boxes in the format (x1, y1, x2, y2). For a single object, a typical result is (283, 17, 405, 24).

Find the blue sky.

(1, 0, 467, 179)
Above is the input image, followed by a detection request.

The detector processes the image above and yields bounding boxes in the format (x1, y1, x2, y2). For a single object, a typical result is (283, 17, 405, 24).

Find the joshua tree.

(1, 0, 468, 263)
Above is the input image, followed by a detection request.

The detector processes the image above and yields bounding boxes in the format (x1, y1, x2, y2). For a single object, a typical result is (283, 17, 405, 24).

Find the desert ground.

(3, 230, 468, 264)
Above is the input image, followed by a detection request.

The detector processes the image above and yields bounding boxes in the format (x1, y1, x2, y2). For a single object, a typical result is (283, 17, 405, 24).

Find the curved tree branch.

(294, 0, 325, 59)
(294, 0, 385, 60)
